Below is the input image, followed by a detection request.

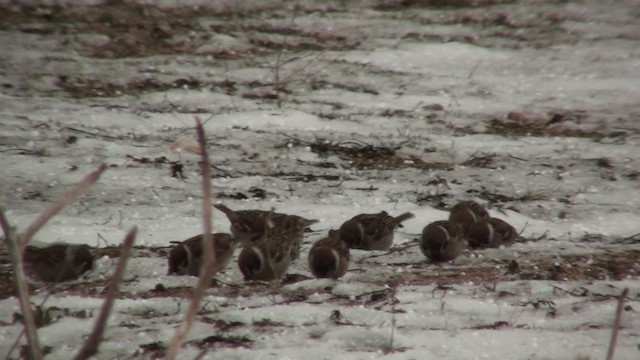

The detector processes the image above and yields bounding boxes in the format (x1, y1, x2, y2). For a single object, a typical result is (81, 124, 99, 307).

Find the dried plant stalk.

(21, 164, 107, 249)
(74, 226, 137, 360)
(165, 118, 215, 360)
(0, 165, 107, 360)
(0, 209, 42, 360)
(192, 349, 208, 360)
(606, 287, 629, 360)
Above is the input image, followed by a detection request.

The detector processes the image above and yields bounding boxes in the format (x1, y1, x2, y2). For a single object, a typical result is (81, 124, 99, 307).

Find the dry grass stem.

(74, 226, 137, 360)
(4, 328, 25, 360)
(0, 208, 42, 360)
(0, 165, 108, 360)
(605, 287, 629, 360)
(165, 118, 215, 360)
(387, 284, 398, 353)
(0, 207, 13, 238)
(192, 349, 208, 360)
(273, 1, 299, 108)
(21, 164, 107, 249)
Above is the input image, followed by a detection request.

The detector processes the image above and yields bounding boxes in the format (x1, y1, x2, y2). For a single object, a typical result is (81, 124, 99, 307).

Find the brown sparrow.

(23, 244, 94, 282)
(214, 204, 317, 247)
(448, 200, 489, 232)
(308, 230, 349, 279)
(167, 233, 239, 276)
(339, 211, 415, 250)
(237, 232, 294, 282)
(237, 212, 299, 281)
(215, 203, 317, 266)
(466, 217, 517, 249)
(420, 220, 465, 262)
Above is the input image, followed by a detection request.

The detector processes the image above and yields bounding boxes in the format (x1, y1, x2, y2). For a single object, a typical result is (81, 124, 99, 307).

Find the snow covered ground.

(0, 0, 639, 359)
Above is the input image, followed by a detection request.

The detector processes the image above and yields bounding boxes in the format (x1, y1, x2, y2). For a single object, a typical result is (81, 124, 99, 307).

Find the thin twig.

(0, 208, 42, 360)
(211, 278, 242, 288)
(612, 232, 640, 244)
(507, 154, 527, 161)
(61, 127, 118, 140)
(0, 147, 43, 154)
(386, 284, 399, 353)
(21, 164, 107, 249)
(515, 221, 529, 242)
(606, 287, 629, 360)
(74, 226, 137, 360)
(192, 349, 208, 360)
(273, 1, 300, 108)
(0, 207, 13, 246)
(4, 328, 25, 360)
(353, 186, 379, 191)
(467, 61, 481, 79)
(550, 285, 589, 297)
(410, 101, 424, 112)
(279, 52, 330, 86)
(360, 242, 419, 261)
(276, 131, 310, 145)
(442, 89, 460, 121)
(165, 118, 216, 360)
(329, 287, 391, 302)
(518, 221, 529, 236)
(211, 165, 238, 178)
(326, 179, 345, 188)
(3, 289, 53, 360)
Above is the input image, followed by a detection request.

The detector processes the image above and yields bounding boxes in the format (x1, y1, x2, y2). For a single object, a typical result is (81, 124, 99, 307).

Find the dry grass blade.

(0, 207, 13, 238)
(273, 1, 300, 108)
(0, 165, 108, 360)
(165, 118, 215, 360)
(385, 284, 399, 354)
(0, 208, 42, 360)
(606, 287, 629, 360)
(21, 164, 107, 248)
(74, 226, 137, 360)
(4, 329, 25, 360)
(192, 349, 208, 360)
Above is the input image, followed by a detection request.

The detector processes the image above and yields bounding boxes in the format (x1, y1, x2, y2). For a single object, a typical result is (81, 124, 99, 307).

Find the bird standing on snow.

(466, 217, 517, 249)
(420, 220, 465, 262)
(214, 203, 317, 253)
(236, 210, 311, 281)
(23, 243, 94, 282)
(339, 211, 415, 250)
(448, 200, 489, 232)
(167, 233, 239, 276)
(308, 230, 350, 279)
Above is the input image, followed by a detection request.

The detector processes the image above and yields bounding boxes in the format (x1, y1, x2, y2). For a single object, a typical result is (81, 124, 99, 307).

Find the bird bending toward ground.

(237, 211, 302, 281)
(448, 200, 489, 232)
(339, 211, 415, 250)
(23, 243, 94, 282)
(466, 217, 517, 249)
(308, 230, 349, 279)
(214, 203, 317, 246)
(420, 220, 465, 262)
(167, 233, 239, 276)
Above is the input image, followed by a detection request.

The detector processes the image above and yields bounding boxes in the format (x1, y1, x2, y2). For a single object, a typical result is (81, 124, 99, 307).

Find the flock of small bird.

(20, 200, 518, 283)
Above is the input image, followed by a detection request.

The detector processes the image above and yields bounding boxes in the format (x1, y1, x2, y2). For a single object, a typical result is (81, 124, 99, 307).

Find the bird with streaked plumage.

(448, 200, 489, 233)
(23, 243, 94, 282)
(167, 233, 239, 277)
(236, 209, 310, 281)
(466, 217, 517, 249)
(339, 211, 415, 251)
(308, 230, 349, 279)
(420, 220, 466, 262)
(214, 203, 317, 250)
